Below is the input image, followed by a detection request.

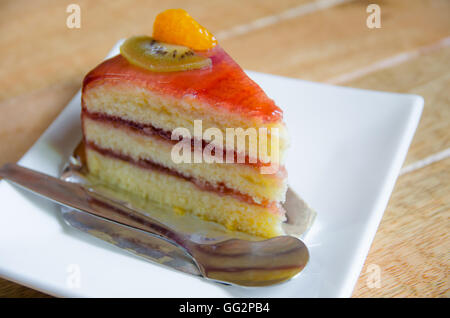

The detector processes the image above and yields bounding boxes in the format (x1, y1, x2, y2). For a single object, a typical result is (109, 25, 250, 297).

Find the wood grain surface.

(0, 0, 448, 297)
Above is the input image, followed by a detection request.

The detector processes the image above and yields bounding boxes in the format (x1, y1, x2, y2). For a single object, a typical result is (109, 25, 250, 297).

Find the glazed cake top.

(83, 46, 283, 123)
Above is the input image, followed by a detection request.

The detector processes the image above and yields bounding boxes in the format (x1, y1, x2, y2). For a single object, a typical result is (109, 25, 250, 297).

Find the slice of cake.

(81, 9, 289, 238)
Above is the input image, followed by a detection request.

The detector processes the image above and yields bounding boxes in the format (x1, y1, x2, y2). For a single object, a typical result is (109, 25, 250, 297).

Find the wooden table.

(0, 0, 448, 297)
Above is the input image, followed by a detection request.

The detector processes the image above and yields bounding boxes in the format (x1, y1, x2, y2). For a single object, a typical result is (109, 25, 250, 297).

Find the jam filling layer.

(85, 141, 278, 210)
(83, 110, 278, 168)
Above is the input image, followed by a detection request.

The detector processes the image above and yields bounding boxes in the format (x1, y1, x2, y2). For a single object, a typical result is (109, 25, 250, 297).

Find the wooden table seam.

(326, 37, 450, 85)
(215, 0, 354, 40)
(400, 148, 450, 176)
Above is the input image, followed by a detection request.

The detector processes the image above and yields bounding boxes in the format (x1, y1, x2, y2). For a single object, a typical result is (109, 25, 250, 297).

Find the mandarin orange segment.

(153, 9, 217, 51)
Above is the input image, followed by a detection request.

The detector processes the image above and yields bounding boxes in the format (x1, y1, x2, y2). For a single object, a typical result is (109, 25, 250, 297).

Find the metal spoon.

(0, 163, 309, 287)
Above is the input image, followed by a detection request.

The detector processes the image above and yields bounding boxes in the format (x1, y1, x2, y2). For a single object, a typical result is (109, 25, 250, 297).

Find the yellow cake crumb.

(86, 148, 285, 238)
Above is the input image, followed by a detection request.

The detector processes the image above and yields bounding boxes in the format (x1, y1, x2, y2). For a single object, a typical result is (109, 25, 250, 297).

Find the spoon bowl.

(0, 163, 309, 287)
(187, 236, 309, 286)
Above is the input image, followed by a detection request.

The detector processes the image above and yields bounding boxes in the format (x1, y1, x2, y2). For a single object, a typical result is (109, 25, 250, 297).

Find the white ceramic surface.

(0, 42, 423, 297)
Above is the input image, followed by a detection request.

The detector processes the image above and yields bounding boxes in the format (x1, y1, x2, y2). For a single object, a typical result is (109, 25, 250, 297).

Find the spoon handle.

(0, 163, 191, 249)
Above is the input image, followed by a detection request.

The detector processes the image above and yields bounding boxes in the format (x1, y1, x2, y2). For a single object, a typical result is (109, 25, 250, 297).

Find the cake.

(81, 9, 289, 238)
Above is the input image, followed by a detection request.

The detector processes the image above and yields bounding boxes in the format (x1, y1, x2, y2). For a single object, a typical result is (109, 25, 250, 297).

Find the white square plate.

(0, 42, 423, 297)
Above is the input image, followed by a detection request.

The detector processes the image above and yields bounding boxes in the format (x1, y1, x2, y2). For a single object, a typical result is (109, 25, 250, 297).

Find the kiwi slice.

(120, 36, 212, 72)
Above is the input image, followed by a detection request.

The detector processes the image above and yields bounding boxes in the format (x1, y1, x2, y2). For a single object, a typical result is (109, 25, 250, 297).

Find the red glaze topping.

(83, 46, 283, 123)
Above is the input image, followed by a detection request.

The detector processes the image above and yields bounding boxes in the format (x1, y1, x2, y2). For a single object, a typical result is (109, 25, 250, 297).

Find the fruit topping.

(120, 36, 212, 72)
(153, 9, 217, 51)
